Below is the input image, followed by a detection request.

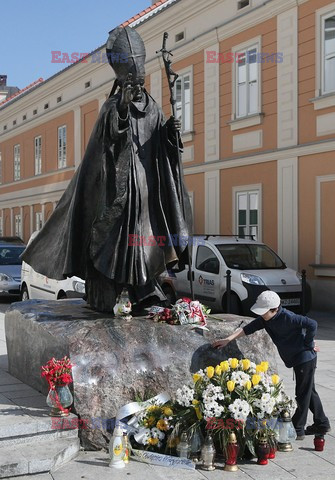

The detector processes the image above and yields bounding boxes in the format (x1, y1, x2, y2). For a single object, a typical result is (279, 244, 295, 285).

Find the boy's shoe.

(305, 424, 331, 435)
(296, 434, 305, 440)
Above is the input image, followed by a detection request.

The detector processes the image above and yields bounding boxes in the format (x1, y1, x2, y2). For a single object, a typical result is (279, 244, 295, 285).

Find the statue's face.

(131, 77, 145, 101)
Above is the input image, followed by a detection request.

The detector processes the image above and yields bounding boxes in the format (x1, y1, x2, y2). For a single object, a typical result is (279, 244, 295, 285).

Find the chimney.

(0, 75, 7, 87)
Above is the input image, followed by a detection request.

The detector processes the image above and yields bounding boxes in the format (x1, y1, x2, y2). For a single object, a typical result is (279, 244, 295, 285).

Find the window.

(13, 120, 17, 126)
(44, 103, 49, 110)
(35, 212, 43, 231)
(175, 31, 185, 42)
(58, 125, 67, 168)
(33, 109, 37, 115)
(235, 189, 260, 239)
(0, 151, 2, 184)
(0, 217, 3, 236)
(236, 45, 259, 117)
(322, 13, 335, 94)
(34, 136, 42, 175)
(85, 81, 91, 89)
(57, 96, 62, 103)
(196, 246, 220, 274)
(23, 114, 27, 121)
(238, 0, 250, 9)
(15, 214, 22, 237)
(14, 144, 20, 181)
(3, 125, 7, 131)
(175, 70, 192, 133)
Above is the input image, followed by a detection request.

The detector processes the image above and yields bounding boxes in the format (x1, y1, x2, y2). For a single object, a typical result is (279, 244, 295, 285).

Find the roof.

(121, 0, 178, 27)
(0, 0, 178, 111)
(0, 78, 44, 108)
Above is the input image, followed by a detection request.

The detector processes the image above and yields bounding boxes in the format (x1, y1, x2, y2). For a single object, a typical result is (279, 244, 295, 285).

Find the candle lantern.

(277, 411, 296, 452)
(314, 435, 325, 452)
(223, 432, 240, 472)
(256, 431, 270, 465)
(200, 433, 216, 471)
(268, 431, 277, 459)
(190, 425, 204, 462)
(176, 432, 191, 458)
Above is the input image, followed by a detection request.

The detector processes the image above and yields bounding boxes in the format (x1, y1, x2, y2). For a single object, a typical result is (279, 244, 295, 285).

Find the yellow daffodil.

(227, 380, 235, 392)
(206, 366, 215, 378)
(261, 361, 269, 372)
(163, 406, 173, 416)
(157, 419, 169, 431)
(271, 374, 280, 385)
(245, 380, 252, 390)
(215, 365, 222, 375)
(256, 364, 263, 373)
(229, 358, 239, 369)
(148, 437, 159, 446)
(147, 405, 161, 413)
(242, 359, 250, 371)
(220, 361, 230, 372)
(252, 374, 261, 386)
(193, 373, 201, 383)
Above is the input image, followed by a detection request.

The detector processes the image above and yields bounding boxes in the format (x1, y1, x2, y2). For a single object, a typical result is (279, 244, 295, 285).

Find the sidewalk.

(1, 310, 334, 479)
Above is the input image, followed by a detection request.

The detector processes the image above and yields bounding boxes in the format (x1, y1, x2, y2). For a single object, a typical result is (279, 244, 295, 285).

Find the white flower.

(228, 399, 250, 421)
(231, 371, 250, 387)
(151, 427, 165, 441)
(176, 385, 195, 407)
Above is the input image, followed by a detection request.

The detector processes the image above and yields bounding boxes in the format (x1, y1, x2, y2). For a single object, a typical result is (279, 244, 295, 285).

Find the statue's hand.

(167, 115, 181, 132)
(119, 73, 134, 115)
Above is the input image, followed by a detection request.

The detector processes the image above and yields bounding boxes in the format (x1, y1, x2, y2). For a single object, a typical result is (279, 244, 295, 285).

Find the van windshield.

(216, 244, 285, 270)
(0, 246, 25, 266)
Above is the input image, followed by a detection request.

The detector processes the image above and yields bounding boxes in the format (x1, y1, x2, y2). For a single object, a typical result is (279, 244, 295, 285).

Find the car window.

(196, 246, 220, 274)
(216, 244, 285, 270)
(0, 246, 25, 265)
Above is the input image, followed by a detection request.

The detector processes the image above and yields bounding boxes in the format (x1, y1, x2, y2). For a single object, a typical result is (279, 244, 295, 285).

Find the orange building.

(0, 0, 334, 309)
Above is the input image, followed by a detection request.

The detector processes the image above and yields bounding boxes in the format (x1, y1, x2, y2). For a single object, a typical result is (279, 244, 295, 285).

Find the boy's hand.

(314, 343, 320, 352)
(212, 338, 230, 349)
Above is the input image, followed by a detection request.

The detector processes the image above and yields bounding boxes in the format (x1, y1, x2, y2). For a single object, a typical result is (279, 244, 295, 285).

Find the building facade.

(0, 0, 334, 309)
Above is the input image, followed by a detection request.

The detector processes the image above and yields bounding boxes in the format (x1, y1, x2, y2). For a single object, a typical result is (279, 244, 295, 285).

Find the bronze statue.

(22, 26, 192, 313)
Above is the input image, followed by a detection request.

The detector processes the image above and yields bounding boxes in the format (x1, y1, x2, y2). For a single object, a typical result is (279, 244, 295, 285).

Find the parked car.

(158, 235, 311, 315)
(0, 240, 26, 297)
(20, 232, 85, 301)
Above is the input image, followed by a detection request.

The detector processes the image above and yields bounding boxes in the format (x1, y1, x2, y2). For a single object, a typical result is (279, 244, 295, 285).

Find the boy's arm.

(212, 317, 264, 349)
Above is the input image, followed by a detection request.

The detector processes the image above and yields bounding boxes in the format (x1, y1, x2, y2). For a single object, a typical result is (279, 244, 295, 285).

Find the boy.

(212, 290, 330, 439)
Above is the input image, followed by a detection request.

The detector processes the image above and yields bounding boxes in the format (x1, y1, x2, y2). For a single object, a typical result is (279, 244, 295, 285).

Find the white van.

(20, 232, 85, 301)
(158, 235, 311, 315)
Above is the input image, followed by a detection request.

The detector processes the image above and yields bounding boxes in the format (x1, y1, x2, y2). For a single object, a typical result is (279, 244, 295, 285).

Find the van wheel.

(58, 291, 67, 300)
(21, 285, 29, 301)
(222, 293, 242, 315)
(162, 285, 176, 306)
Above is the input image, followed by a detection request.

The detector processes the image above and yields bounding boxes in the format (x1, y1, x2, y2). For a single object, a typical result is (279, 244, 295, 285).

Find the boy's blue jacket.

(243, 307, 317, 368)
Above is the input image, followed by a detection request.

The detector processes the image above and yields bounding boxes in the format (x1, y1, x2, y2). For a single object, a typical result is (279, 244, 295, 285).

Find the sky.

(1, 0, 151, 89)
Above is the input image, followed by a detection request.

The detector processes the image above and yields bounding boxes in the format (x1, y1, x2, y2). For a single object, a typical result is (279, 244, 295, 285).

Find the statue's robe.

(22, 91, 192, 310)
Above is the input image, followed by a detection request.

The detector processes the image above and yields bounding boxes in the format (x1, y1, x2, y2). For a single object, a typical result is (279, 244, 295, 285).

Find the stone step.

(0, 437, 80, 478)
(0, 413, 79, 447)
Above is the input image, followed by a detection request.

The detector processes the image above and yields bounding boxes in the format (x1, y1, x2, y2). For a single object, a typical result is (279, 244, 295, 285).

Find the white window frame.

(14, 144, 20, 181)
(35, 212, 43, 231)
(232, 36, 262, 120)
(0, 216, 3, 236)
(315, 4, 335, 99)
(58, 125, 67, 169)
(14, 214, 22, 237)
(0, 151, 2, 184)
(233, 184, 262, 241)
(174, 66, 193, 140)
(321, 11, 335, 95)
(34, 136, 42, 175)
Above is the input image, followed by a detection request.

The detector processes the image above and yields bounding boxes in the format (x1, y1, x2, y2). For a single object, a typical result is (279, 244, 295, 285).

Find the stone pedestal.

(5, 299, 277, 450)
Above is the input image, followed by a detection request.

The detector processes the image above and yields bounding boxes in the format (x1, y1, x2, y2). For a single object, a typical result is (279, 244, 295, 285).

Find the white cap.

(250, 291, 281, 315)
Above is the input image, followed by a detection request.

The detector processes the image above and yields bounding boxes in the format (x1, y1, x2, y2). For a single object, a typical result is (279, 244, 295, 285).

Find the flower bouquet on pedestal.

(146, 297, 210, 327)
(41, 356, 74, 416)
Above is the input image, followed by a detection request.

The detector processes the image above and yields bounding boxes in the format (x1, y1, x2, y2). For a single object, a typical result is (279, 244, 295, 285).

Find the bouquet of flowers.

(147, 297, 210, 327)
(132, 404, 175, 452)
(41, 356, 74, 390)
(172, 358, 296, 457)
